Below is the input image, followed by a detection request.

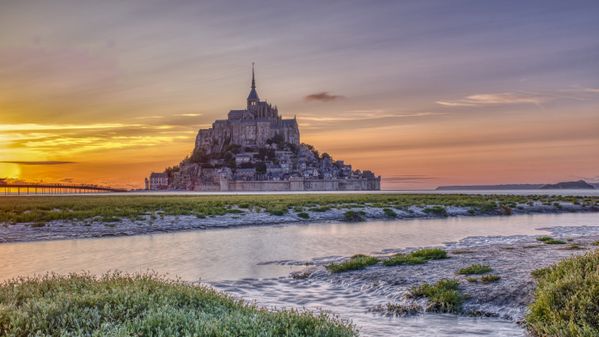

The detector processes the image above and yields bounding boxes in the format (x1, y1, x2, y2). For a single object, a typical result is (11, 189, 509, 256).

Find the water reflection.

(0, 212, 597, 282)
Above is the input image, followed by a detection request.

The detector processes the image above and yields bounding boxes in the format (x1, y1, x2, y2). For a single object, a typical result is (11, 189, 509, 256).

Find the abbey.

(148, 65, 380, 191)
(195, 65, 300, 154)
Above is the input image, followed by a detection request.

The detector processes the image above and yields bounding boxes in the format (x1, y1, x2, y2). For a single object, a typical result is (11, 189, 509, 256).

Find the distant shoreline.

(437, 179, 598, 191)
(1, 194, 598, 244)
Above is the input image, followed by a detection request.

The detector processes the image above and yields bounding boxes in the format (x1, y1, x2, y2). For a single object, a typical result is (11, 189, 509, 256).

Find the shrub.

(383, 254, 426, 266)
(383, 208, 397, 218)
(411, 248, 448, 260)
(458, 264, 492, 275)
(343, 210, 366, 222)
(326, 254, 379, 273)
(0, 273, 356, 337)
(536, 236, 566, 245)
(526, 251, 599, 337)
(410, 279, 463, 313)
(423, 206, 448, 217)
(297, 212, 310, 219)
(480, 274, 501, 283)
(268, 209, 287, 216)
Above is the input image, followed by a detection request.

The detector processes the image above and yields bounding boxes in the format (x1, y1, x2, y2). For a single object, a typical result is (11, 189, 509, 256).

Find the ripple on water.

(213, 277, 525, 337)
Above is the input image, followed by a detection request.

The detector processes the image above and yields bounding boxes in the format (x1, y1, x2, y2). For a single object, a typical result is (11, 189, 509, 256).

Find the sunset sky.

(1, 0, 598, 189)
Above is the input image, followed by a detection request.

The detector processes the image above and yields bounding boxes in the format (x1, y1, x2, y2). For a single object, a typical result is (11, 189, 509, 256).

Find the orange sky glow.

(1, 1, 598, 189)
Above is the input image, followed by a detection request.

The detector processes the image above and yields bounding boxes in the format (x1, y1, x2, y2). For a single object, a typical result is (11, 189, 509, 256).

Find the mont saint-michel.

(147, 66, 381, 191)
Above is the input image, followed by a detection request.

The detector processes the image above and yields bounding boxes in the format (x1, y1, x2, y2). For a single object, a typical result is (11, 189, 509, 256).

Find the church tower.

(247, 63, 260, 108)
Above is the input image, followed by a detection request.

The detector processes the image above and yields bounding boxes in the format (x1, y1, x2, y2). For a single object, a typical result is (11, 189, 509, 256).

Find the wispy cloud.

(0, 161, 75, 165)
(436, 92, 547, 107)
(583, 88, 599, 94)
(304, 92, 345, 102)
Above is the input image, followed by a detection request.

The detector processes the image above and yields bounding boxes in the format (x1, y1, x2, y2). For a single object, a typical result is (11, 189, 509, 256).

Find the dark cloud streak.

(304, 92, 345, 102)
(0, 161, 75, 165)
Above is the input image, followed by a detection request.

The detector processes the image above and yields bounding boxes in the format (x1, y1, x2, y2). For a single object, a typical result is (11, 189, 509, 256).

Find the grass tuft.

(326, 254, 379, 273)
(297, 212, 310, 219)
(410, 279, 463, 313)
(536, 236, 566, 245)
(342, 210, 366, 222)
(382, 208, 397, 218)
(526, 250, 599, 337)
(458, 264, 492, 275)
(383, 254, 426, 266)
(411, 248, 448, 260)
(480, 274, 501, 283)
(0, 272, 356, 336)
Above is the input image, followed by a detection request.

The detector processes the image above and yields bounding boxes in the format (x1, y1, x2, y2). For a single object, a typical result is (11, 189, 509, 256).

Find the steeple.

(251, 62, 256, 89)
(247, 62, 259, 108)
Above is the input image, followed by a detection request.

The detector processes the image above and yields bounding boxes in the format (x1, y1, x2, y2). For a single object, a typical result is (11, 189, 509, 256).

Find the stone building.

(195, 64, 300, 155)
(148, 172, 169, 190)
(151, 65, 381, 191)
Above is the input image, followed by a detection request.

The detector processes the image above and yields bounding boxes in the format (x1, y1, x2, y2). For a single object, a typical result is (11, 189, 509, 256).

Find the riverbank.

(292, 226, 599, 322)
(1, 194, 598, 243)
(212, 225, 599, 336)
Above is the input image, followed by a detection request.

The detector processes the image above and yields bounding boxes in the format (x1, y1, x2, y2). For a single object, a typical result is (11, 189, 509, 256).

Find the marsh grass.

(458, 264, 492, 275)
(480, 274, 501, 283)
(423, 206, 448, 217)
(411, 248, 448, 260)
(326, 254, 379, 273)
(383, 208, 397, 217)
(536, 236, 566, 245)
(410, 279, 463, 313)
(343, 210, 366, 222)
(0, 272, 356, 337)
(526, 250, 599, 337)
(297, 212, 310, 219)
(383, 254, 426, 266)
(0, 194, 591, 225)
(383, 248, 447, 267)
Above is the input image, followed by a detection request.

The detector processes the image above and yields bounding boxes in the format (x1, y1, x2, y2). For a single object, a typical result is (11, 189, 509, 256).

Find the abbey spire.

(247, 62, 260, 107)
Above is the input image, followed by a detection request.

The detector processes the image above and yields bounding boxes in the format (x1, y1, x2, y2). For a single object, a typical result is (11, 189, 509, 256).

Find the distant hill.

(437, 180, 595, 190)
(540, 180, 595, 190)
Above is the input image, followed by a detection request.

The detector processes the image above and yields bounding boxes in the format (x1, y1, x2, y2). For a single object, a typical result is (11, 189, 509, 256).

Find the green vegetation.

(593, 241, 599, 246)
(0, 194, 595, 224)
(383, 208, 397, 217)
(297, 212, 310, 219)
(383, 254, 426, 266)
(536, 236, 567, 245)
(423, 206, 448, 217)
(326, 254, 379, 273)
(457, 264, 493, 275)
(410, 279, 463, 313)
(480, 274, 501, 283)
(0, 273, 356, 337)
(383, 248, 447, 267)
(411, 248, 448, 260)
(565, 243, 583, 250)
(526, 250, 599, 337)
(343, 210, 366, 222)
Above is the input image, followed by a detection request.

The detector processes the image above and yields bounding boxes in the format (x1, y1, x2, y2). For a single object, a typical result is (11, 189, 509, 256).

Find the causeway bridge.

(0, 182, 127, 195)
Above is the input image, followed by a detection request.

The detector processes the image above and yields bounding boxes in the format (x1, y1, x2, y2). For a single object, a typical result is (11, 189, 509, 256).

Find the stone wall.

(219, 177, 380, 192)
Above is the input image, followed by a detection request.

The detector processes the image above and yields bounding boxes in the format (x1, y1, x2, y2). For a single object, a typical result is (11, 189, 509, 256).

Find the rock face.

(156, 66, 381, 191)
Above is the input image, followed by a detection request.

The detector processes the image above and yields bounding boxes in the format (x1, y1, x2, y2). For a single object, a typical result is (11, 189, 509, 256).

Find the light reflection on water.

(1, 212, 598, 336)
(1, 212, 598, 282)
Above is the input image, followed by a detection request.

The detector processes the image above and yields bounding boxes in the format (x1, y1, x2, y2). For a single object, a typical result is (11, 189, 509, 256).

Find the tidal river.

(1, 212, 598, 336)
